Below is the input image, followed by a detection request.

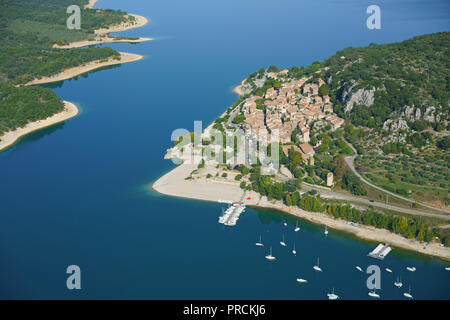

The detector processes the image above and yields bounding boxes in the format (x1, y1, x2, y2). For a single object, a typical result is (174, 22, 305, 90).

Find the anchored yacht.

(255, 235, 263, 247)
(265, 246, 276, 261)
(327, 288, 339, 300)
(313, 257, 322, 272)
(280, 234, 287, 247)
(394, 276, 403, 288)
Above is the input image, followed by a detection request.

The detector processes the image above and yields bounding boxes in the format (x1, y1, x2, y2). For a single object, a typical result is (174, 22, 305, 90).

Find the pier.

(218, 201, 246, 226)
(368, 243, 392, 260)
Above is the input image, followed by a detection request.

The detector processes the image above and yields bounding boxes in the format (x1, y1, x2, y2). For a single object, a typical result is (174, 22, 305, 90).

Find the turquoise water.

(0, 0, 449, 299)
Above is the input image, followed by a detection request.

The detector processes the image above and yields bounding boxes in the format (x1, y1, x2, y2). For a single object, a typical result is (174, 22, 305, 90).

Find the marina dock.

(218, 202, 246, 226)
(368, 243, 392, 260)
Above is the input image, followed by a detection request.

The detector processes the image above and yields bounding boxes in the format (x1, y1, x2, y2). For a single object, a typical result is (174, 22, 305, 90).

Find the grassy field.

(355, 153, 449, 207)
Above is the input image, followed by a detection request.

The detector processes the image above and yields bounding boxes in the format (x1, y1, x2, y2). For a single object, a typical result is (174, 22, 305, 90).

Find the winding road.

(343, 140, 450, 215)
(301, 183, 450, 220)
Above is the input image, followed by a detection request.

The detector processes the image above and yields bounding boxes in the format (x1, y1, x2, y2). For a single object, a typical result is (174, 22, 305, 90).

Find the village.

(163, 69, 345, 188)
(234, 70, 344, 169)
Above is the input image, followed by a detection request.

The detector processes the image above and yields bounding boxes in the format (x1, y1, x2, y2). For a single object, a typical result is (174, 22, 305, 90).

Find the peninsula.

(153, 33, 450, 261)
(0, 0, 150, 152)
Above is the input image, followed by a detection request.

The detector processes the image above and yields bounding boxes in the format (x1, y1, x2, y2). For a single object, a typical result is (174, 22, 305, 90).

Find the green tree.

(319, 84, 329, 97)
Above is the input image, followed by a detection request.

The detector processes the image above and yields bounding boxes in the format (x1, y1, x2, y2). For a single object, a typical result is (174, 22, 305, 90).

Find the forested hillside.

(321, 32, 449, 131)
(317, 33, 450, 207)
(239, 32, 449, 208)
(0, 82, 64, 135)
(0, 0, 127, 138)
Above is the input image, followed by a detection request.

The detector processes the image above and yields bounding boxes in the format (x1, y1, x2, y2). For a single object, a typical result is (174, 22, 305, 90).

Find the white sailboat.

(406, 266, 416, 272)
(255, 235, 264, 247)
(368, 290, 380, 299)
(292, 243, 296, 256)
(394, 276, 403, 288)
(324, 226, 328, 235)
(445, 267, 450, 271)
(294, 221, 300, 232)
(327, 287, 339, 300)
(355, 266, 363, 272)
(280, 234, 287, 247)
(403, 286, 413, 299)
(385, 268, 393, 273)
(265, 246, 276, 261)
(296, 277, 308, 283)
(283, 222, 287, 227)
(313, 257, 322, 272)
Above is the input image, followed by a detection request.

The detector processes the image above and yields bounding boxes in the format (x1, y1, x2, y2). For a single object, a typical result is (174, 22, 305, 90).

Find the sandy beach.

(24, 52, 143, 86)
(84, 0, 98, 9)
(53, 36, 153, 49)
(233, 80, 247, 96)
(153, 163, 450, 261)
(0, 101, 79, 152)
(53, 14, 152, 49)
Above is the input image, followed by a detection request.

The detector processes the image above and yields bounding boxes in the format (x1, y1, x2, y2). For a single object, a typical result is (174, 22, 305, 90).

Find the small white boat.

(313, 257, 322, 272)
(327, 288, 339, 300)
(403, 286, 413, 299)
(324, 226, 329, 235)
(294, 221, 300, 232)
(406, 266, 416, 272)
(385, 268, 393, 273)
(265, 246, 276, 261)
(368, 290, 380, 299)
(255, 235, 264, 247)
(355, 266, 363, 272)
(394, 276, 403, 288)
(296, 278, 308, 283)
(292, 243, 296, 256)
(283, 222, 287, 227)
(445, 267, 450, 271)
(280, 234, 287, 247)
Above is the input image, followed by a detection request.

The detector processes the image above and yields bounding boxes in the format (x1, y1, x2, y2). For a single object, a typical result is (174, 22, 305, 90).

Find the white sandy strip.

(53, 14, 152, 49)
(84, 0, 98, 9)
(95, 14, 149, 35)
(0, 101, 79, 152)
(24, 52, 143, 86)
(153, 164, 450, 261)
(233, 80, 246, 96)
(53, 36, 153, 49)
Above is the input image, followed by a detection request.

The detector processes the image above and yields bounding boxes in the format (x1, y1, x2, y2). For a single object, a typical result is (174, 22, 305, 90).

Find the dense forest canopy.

(0, 81, 64, 135)
(321, 32, 449, 128)
(0, 0, 128, 137)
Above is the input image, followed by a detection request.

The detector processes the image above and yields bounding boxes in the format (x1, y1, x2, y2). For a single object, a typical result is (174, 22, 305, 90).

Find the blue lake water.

(0, 0, 449, 299)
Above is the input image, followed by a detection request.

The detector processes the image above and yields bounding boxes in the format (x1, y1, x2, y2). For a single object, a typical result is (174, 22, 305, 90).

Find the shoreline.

(233, 79, 247, 96)
(0, 101, 79, 152)
(24, 52, 143, 86)
(84, 0, 98, 9)
(152, 164, 450, 261)
(53, 13, 152, 49)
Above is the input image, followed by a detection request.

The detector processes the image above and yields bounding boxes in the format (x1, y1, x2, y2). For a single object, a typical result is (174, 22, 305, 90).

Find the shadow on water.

(0, 122, 66, 154)
(40, 64, 123, 89)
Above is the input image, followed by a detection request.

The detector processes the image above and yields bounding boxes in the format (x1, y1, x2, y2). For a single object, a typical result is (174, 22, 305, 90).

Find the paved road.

(275, 170, 449, 220)
(343, 140, 450, 215)
(301, 183, 450, 220)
